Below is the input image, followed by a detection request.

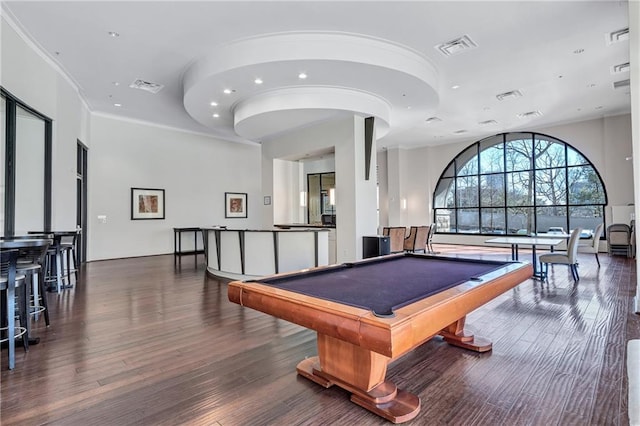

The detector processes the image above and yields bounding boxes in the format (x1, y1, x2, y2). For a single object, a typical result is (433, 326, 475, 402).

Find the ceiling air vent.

(612, 62, 630, 74)
(607, 28, 629, 44)
(496, 90, 523, 101)
(517, 110, 542, 119)
(435, 35, 478, 57)
(613, 79, 630, 89)
(129, 79, 164, 94)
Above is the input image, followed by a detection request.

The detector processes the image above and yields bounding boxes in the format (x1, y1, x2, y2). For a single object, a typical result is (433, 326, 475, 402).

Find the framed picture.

(131, 188, 165, 220)
(225, 192, 248, 218)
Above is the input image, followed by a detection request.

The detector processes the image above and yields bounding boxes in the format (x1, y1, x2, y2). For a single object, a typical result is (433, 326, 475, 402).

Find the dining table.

(485, 236, 564, 279)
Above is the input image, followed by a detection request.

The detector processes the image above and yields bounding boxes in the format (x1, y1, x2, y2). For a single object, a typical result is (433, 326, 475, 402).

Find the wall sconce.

(329, 188, 335, 205)
(300, 191, 307, 207)
(401, 198, 407, 210)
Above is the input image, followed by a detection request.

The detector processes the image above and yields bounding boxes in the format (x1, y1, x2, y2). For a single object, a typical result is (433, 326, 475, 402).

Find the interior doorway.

(76, 140, 88, 263)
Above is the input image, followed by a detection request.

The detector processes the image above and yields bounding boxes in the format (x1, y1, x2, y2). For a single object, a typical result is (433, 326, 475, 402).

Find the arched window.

(433, 132, 607, 236)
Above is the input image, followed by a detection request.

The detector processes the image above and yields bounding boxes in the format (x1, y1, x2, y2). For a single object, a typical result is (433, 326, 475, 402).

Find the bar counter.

(203, 227, 330, 280)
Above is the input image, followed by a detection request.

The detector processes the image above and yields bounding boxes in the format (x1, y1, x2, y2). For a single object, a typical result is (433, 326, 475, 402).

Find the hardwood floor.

(1, 246, 638, 425)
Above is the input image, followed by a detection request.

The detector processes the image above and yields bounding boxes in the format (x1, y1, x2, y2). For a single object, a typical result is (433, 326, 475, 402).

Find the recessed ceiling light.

(254, 78, 263, 85)
(108, 31, 120, 38)
(573, 48, 584, 54)
(298, 72, 307, 79)
(406, 106, 412, 110)
(212, 113, 219, 118)
(587, 83, 596, 88)
(479, 120, 498, 125)
(454, 129, 467, 134)
(223, 89, 233, 94)
(114, 103, 122, 107)
(210, 101, 218, 106)
(425, 117, 442, 124)
(451, 85, 460, 90)
(112, 81, 119, 86)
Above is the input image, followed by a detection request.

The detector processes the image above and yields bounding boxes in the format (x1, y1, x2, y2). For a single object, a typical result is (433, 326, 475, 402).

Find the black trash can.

(362, 235, 391, 259)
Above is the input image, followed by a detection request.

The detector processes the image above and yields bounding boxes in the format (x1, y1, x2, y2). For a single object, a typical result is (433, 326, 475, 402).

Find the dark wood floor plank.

(2, 247, 638, 425)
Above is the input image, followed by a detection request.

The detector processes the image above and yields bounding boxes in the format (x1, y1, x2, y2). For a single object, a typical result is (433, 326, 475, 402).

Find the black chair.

(1, 249, 28, 370)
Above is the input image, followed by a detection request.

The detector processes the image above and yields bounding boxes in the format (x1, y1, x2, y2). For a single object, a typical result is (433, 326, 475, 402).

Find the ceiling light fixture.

(454, 129, 467, 134)
(298, 72, 307, 79)
(114, 103, 122, 107)
(223, 89, 233, 94)
(210, 101, 218, 106)
(451, 85, 460, 90)
(425, 117, 442, 124)
(254, 78, 263, 85)
(212, 113, 219, 118)
(479, 120, 498, 125)
(108, 31, 120, 38)
(573, 48, 584, 54)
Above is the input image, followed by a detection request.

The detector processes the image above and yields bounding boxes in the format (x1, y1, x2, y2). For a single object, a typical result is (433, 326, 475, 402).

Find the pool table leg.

(296, 334, 420, 423)
(439, 317, 492, 352)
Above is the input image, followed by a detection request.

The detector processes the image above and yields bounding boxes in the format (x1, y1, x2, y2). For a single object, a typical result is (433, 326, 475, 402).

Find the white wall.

(3, 14, 263, 261)
(1, 14, 87, 234)
(379, 114, 633, 246)
(262, 116, 378, 261)
(88, 115, 261, 260)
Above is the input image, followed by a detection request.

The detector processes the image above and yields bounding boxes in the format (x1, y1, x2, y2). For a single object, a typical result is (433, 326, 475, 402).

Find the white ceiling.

(1, 1, 631, 150)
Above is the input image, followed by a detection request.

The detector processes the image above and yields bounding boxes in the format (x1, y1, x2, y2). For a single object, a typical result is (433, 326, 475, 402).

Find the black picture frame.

(131, 188, 165, 220)
(225, 192, 248, 218)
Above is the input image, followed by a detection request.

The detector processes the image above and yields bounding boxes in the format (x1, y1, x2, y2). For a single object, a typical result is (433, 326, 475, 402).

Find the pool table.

(228, 253, 532, 423)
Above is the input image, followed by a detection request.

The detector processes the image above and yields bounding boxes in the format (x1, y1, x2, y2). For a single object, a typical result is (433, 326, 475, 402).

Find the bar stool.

(59, 230, 79, 285)
(15, 237, 53, 326)
(1, 249, 28, 370)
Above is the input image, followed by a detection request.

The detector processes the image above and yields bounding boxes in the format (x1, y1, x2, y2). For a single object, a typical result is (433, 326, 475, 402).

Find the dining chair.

(404, 226, 429, 253)
(426, 223, 439, 254)
(383, 227, 406, 253)
(539, 227, 583, 282)
(578, 223, 604, 267)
